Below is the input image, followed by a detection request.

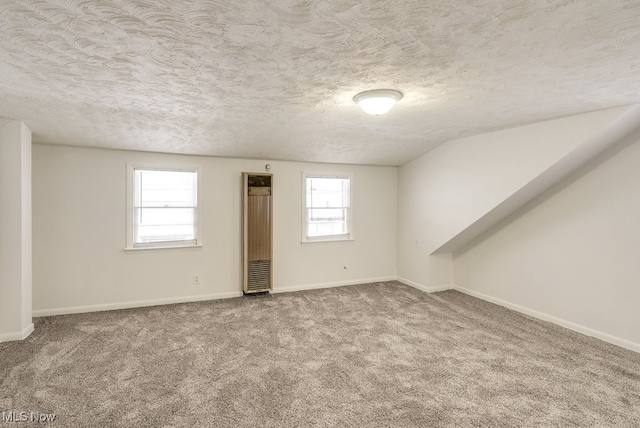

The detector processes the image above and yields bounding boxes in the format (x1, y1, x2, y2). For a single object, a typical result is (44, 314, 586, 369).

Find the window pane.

(312, 221, 346, 236)
(136, 207, 195, 243)
(308, 208, 346, 222)
(306, 177, 350, 208)
(136, 207, 194, 226)
(307, 208, 348, 237)
(132, 168, 198, 246)
(308, 222, 347, 237)
(137, 225, 195, 243)
(135, 170, 197, 208)
(304, 175, 350, 239)
(307, 217, 347, 237)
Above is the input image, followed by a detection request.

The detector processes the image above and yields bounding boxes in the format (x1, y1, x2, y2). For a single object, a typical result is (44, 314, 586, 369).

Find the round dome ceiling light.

(353, 89, 403, 116)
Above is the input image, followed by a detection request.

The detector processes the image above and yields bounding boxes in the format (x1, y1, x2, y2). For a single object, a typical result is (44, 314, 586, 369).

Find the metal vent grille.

(248, 260, 271, 291)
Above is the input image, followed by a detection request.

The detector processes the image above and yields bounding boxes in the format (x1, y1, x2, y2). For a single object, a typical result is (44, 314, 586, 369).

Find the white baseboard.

(272, 276, 398, 294)
(33, 291, 243, 317)
(0, 322, 34, 343)
(27, 278, 640, 354)
(396, 277, 454, 293)
(452, 284, 640, 354)
(32, 278, 398, 317)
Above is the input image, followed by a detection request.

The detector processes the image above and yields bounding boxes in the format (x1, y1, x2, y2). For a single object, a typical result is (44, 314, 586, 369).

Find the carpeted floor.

(1, 281, 639, 427)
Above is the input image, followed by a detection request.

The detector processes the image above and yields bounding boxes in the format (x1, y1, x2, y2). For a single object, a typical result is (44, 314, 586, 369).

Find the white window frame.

(125, 163, 202, 251)
(301, 172, 353, 243)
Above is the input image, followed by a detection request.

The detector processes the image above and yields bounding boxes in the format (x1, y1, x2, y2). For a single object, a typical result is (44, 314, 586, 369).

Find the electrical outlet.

(192, 274, 201, 286)
(415, 240, 420, 248)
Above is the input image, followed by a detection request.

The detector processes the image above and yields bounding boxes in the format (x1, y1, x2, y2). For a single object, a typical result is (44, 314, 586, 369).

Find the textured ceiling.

(1, 1, 639, 166)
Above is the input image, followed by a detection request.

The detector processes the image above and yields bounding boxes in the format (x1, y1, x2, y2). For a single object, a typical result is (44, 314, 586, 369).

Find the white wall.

(0, 120, 33, 341)
(397, 107, 628, 289)
(30, 105, 640, 352)
(32, 145, 397, 315)
(453, 129, 640, 350)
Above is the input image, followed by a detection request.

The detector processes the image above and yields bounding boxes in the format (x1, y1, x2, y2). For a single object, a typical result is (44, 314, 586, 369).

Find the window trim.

(301, 172, 353, 244)
(125, 163, 202, 251)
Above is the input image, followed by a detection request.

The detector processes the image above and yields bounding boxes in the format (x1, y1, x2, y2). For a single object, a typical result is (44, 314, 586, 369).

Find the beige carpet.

(1, 281, 639, 427)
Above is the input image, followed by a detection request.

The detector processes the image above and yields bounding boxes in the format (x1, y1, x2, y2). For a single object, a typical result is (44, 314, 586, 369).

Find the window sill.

(124, 244, 203, 252)
(301, 237, 354, 245)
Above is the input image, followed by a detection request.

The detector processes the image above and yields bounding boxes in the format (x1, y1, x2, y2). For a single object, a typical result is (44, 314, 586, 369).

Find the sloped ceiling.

(433, 105, 640, 255)
(1, 1, 639, 166)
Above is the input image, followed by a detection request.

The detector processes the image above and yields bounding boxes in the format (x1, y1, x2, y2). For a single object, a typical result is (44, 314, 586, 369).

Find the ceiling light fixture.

(353, 89, 403, 116)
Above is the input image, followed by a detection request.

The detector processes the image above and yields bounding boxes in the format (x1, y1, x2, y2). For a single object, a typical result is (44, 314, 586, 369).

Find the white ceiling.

(1, 1, 639, 166)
